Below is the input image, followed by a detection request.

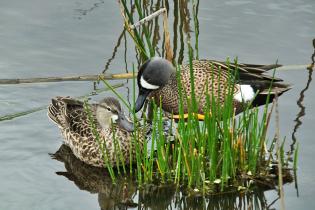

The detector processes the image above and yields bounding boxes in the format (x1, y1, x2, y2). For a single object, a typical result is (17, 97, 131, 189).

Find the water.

(1, 0, 315, 209)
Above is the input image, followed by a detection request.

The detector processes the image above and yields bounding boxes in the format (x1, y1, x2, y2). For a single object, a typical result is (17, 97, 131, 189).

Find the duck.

(48, 96, 141, 167)
(134, 57, 290, 119)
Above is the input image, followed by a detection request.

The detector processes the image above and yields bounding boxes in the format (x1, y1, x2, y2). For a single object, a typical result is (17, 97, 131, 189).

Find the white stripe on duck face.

(140, 76, 160, 90)
(233, 85, 255, 102)
(111, 114, 118, 123)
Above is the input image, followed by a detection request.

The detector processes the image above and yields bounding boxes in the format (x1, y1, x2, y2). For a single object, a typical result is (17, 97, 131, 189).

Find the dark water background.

(0, 0, 314, 209)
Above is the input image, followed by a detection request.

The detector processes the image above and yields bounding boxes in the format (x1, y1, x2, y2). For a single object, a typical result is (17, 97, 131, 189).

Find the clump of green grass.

(91, 48, 292, 194)
(137, 46, 282, 193)
(86, 0, 293, 194)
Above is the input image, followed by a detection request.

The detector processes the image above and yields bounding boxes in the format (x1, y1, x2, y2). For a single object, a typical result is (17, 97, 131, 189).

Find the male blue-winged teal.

(48, 96, 140, 167)
(135, 57, 290, 119)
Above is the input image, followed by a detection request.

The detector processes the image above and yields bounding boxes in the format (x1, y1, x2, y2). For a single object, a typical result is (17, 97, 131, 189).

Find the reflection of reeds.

(291, 39, 315, 153)
(290, 68, 312, 157)
(102, 28, 127, 74)
(118, 0, 174, 62)
(290, 38, 315, 197)
(291, 42, 314, 153)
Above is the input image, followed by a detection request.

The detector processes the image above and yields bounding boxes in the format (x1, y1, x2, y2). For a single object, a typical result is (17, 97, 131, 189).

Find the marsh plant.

(83, 0, 294, 194)
(86, 50, 293, 194)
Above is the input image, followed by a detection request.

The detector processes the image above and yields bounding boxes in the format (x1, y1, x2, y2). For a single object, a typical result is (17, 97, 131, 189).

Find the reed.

(83, 100, 116, 182)
(88, 0, 294, 194)
(96, 56, 291, 193)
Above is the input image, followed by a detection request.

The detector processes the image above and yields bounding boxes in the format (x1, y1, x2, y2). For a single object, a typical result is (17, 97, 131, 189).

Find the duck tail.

(47, 97, 69, 128)
(250, 82, 291, 107)
(259, 64, 282, 70)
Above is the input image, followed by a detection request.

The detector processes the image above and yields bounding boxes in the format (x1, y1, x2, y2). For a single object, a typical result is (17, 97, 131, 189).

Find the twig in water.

(120, 5, 173, 61)
(0, 73, 135, 85)
(1, 63, 309, 85)
(130, 8, 166, 30)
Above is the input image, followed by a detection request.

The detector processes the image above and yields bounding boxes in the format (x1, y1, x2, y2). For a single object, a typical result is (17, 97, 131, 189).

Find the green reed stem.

(293, 143, 299, 171)
(121, 0, 148, 59)
(101, 79, 131, 111)
(134, 0, 155, 57)
(84, 100, 116, 183)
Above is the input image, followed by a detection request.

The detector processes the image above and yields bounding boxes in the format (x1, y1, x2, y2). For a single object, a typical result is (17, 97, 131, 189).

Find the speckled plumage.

(137, 58, 290, 116)
(48, 96, 142, 167)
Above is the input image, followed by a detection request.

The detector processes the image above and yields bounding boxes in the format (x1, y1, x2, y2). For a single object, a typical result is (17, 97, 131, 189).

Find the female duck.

(48, 96, 140, 167)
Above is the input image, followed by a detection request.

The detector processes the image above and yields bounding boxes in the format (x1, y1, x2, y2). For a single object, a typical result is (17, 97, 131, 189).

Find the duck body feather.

(148, 59, 290, 115)
(48, 97, 140, 167)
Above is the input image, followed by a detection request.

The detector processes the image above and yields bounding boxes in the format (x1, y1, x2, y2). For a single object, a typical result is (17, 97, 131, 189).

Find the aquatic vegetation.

(52, 144, 280, 209)
(96, 55, 292, 194)
(90, 0, 293, 194)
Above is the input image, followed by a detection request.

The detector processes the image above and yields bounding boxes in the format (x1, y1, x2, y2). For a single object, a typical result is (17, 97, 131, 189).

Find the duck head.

(96, 97, 134, 132)
(135, 57, 175, 112)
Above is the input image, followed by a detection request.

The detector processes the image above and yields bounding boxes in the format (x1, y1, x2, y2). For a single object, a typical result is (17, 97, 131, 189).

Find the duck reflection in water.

(51, 144, 178, 210)
(51, 144, 292, 210)
(51, 144, 138, 210)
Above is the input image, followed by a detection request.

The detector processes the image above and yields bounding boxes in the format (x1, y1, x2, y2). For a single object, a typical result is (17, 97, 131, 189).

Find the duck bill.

(117, 113, 134, 132)
(135, 88, 151, 113)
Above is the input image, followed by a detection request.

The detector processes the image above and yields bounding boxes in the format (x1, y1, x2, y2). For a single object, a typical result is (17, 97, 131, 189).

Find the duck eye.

(106, 107, 111, 111)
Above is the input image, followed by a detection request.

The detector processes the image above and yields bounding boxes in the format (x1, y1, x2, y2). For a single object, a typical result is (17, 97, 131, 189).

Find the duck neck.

(150, 73, 179, 114)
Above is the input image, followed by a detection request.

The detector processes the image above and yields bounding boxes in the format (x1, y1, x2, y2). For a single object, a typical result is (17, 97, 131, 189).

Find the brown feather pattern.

(48, 97, 143, 167)
(149, 60, 290, 115)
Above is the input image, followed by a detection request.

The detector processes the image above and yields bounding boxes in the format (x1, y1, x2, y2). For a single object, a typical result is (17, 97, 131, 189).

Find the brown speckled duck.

(135, 57, 290, 119)
(48, 96, 141, 167)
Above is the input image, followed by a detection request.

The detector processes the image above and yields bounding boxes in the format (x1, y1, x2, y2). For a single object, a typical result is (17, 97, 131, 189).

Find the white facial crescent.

(111, 114, 118, 122)
(140, 76, 159, 90)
